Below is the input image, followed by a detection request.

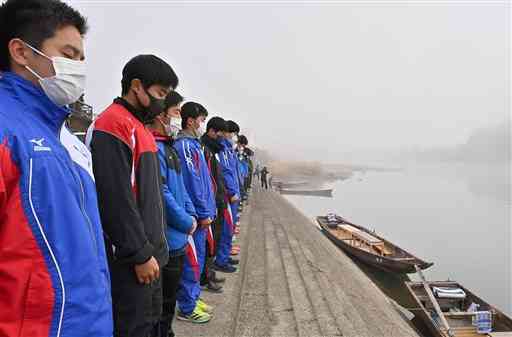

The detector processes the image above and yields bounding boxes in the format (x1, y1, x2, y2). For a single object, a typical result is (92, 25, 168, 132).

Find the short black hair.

(207, 116, 227, 133)
(238, 134, 248, 145)
(180, 102, 208, 129)
(226, 120, 240, 133)
(244, 147, 254, 156)
(0, 0, 88, 71)
(164, 91, 183, 110)
(121, 54, 178, 95)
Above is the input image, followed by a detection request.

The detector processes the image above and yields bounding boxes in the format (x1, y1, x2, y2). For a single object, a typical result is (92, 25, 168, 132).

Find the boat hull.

(280, 189, 333, 197)
(317, 216, 433, 274)
(405, 281, 512, 337)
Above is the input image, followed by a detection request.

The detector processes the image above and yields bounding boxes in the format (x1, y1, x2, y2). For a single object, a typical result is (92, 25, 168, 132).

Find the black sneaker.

(204, 281, 223, 293)
(213, 263, 237, 273)
(229, 258, 239, 265)
(210, 271, 226, 283)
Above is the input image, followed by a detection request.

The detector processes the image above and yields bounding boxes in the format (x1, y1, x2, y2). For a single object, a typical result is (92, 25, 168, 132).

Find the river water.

(283, 163, 511, 316)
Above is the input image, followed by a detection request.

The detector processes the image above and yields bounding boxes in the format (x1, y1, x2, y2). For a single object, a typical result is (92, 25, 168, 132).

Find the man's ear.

(8, 38, 31, 68)
(130, 78, 144, 95)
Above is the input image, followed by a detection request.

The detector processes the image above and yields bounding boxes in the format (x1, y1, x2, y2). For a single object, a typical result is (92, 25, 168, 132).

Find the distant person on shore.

(261, 166, 269, 189)
(254, 163, 261, 180)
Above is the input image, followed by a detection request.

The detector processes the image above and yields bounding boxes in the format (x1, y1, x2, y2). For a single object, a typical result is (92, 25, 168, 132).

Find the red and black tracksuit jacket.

(89, 98, 169, 267)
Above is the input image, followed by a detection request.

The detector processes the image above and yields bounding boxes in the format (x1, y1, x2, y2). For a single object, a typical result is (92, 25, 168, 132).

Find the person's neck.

(122, 93, 140, 110)
(10, 65, 40, 87)
(147, 121, 165, 135)
(181, 128, 197, 137)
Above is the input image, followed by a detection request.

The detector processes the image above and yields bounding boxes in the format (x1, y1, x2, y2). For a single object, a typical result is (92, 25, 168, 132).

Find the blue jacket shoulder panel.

(173, 136, 216, 221)
(219, 139, 239, 198)
(156, 141, 194, 235)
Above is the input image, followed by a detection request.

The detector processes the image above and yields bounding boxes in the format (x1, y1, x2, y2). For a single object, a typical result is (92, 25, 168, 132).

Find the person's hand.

(230, 195, 239, 203)
(189, 217, 198, 235)
(199, 218, 212, 228)
(134, 256, 159, 285)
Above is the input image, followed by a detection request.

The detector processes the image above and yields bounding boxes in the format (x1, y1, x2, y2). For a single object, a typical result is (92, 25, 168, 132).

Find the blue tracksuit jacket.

(0, 72, 112, 337)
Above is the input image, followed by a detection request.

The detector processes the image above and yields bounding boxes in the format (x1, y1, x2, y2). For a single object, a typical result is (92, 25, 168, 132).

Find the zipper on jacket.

(154, 156, 168, 251)
(68, 163, 99, 258)
(77, 173, 99, 256)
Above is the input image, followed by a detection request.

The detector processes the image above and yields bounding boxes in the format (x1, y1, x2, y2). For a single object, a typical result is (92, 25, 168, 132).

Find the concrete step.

(267, 191, 419, 337)
(173, 187, 420, 337)
(173, 202, 254, 337)
(262, 200, 298, 336)
(231, 193, 271, 337)
(264, 195, 342, 337)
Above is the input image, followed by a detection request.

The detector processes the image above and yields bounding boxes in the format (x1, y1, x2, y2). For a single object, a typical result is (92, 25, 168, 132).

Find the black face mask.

(137, 88, 165, 124)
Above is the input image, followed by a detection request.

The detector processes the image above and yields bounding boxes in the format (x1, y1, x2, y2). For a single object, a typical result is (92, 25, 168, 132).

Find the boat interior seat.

(445, 312, 481, 317)
(338, 224, 383, 244)
(373, 244, 393, 256)
(451, 326, 482, 337)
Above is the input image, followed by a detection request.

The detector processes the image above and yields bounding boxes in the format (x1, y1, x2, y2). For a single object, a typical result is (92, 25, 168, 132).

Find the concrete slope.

(174, 187, 420, 337)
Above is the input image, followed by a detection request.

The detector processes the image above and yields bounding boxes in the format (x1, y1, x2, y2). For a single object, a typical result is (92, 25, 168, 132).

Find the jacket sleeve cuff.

(132, 242, 154, 265)
(184, 216, 194, 233)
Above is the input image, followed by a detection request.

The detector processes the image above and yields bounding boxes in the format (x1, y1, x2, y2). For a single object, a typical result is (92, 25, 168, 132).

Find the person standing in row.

(201, 116, 231, 291)
(147, 91, 200, 337)
(244, 147, 254, 195)
(0, 1, 113, 336)
(215, 122, 241, 272)
(90, 55, 178, 337)
(236, 135, 249, 201)
(174, 102, 217, 323)
(224, 121, 241, 227)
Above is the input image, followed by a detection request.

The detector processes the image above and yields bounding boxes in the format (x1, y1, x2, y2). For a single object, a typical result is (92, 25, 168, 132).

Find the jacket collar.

(221, 138, 235, 152)
(176, 128, 199, 140)
(201, 134, 223, 153)
(113, 97, 146, 124)
(150, 129, 173, 143)
(0, 72, 70, 134)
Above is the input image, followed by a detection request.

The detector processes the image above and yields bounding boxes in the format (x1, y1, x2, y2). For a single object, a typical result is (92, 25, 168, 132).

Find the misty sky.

(70, 1, 509, 162)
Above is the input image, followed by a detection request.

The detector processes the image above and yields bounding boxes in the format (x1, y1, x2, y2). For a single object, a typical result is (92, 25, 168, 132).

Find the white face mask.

(198, 123, 206, 136)
(156, 116, 172, 136)
(170, 117, 182, 129)
(24, 41, 86, 107)
(169, 117, 182, 138)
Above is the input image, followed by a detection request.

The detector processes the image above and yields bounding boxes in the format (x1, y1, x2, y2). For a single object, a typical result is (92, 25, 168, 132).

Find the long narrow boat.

(273, 180, 309, 189)
(406, 281, 512, 337)
(316, 215, 433, 274)
(280, 188, 333, 197)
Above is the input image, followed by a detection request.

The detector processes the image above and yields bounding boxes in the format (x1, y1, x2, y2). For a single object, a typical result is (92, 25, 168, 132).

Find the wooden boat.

(279, 188, 333, 197)
(274, 180, 309, 189)
(316, 215, 433, 273)
(406, 280, 512, 337)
